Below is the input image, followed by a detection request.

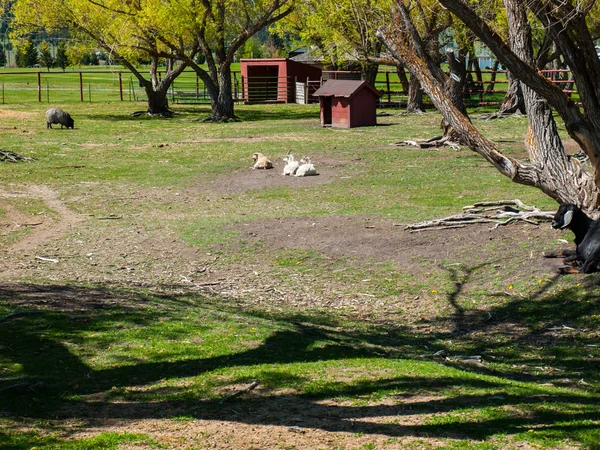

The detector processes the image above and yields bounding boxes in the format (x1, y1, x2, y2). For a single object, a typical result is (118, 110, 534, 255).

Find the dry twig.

(406, 199, 554, 232)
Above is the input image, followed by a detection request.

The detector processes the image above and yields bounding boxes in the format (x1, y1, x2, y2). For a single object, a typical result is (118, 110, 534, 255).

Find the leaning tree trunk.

(502, 0, 599, 210)
(397, 64, 410, 95)
(497, 71, 526, 115)
(442, 48, 469, 142)
(406, 76, 424, 113)
(377, 2, 600, 212)
(437, 0, 600, 211)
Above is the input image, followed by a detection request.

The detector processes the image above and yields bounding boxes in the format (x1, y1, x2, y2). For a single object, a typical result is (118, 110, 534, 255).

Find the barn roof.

(312, 79, 382, 98)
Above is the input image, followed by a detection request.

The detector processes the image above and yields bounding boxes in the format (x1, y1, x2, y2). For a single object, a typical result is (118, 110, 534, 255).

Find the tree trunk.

(438, 0, 600, 202)
(498, 71, 525, 115)
(397, 64, 410, 94)
(145, 87, 171, 115)
(212, 66, 236, 121)
(117, 54, 186, 117)
(361, 61, 379, 86)
(406, 76, 424, 113)
(378, 1, 600, 212)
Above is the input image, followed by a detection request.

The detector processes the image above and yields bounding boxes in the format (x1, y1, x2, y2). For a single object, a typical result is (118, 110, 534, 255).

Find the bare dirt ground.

(0, 163, 572, 449)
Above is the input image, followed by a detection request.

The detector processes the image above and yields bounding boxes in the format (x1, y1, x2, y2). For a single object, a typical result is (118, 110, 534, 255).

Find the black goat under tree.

(378, 0, 600, 215)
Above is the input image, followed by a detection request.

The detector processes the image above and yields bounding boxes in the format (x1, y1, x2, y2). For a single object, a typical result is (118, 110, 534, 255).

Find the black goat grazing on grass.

(544, 203, 600, 273)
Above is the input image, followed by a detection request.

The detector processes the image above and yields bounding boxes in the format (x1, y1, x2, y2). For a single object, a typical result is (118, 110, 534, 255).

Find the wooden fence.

(0, 68, 578, 107)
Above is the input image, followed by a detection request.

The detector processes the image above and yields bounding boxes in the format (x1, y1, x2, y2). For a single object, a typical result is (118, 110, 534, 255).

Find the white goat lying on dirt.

(252, 152, 273, 169)
(282, 153, 300, 175)
(295, 156, 318, 177)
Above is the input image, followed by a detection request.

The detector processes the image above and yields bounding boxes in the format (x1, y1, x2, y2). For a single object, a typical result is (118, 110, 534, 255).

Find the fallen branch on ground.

(391, 135, 461, 150)
(405, 199, 555, 231)
(0, 150, 36, 162)
(475, 112, 524, 120)
(218, 381, 259, 404)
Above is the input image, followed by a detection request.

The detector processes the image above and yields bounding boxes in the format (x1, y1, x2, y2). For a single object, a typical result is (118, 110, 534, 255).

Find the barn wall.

(241, 59, 288, 102)
(240, 59, 322, 103)
(287, 60, 323, 83)
(349, 90, 378, 127)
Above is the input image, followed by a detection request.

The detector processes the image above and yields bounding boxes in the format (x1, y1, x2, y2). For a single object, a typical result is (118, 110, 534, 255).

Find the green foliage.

(15, 37, 37, 67)
(0, 43, 6, 67)
(38, 40, 54, 70)
(55, 41, 69, 70)
(238, 35, 264, 59)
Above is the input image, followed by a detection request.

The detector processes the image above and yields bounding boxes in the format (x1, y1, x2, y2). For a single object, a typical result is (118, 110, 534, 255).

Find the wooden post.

(79, 72, 84, 102)
(119, 72, 123, 101)
(37, 72, 41, 102)
(196, 74, 199, 99)
(385, 71, 391, 104)
(305, 78, 309, 104)
(233, 72, 238, 100)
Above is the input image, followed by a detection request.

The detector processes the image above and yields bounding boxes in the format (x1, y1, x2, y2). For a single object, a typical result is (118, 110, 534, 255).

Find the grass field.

(0, 99, 598, 450)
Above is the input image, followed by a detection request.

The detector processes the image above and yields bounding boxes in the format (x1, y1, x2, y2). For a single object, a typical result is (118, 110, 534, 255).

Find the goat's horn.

(562, 210, 574, 228)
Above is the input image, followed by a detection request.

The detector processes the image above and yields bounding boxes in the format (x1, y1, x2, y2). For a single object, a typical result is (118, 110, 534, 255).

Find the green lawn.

(0, 100, 598, 449)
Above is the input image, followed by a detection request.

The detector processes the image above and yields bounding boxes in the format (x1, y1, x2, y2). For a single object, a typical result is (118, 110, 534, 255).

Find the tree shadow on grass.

(0, 280, 598, 446)
(83, 105, 320, 123)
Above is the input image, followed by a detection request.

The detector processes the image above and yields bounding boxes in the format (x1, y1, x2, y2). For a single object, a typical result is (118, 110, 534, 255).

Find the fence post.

(2, 81, 4, 104)
(385, 71, 391, 104)
(79, 72, 84, 102)
(196, 74, 199, 99)
(241, 75, 245, 102)
(233, 72, 237, 100)
(119, 72, 123, 101)
(46, 79, 49, 103)
(88, 81, 91, 103)
(37, 72, 41, 102)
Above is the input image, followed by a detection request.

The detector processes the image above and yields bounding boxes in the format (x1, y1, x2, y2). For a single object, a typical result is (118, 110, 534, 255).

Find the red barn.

(240, 58, 322, 103)
(312, 79, 382, 128)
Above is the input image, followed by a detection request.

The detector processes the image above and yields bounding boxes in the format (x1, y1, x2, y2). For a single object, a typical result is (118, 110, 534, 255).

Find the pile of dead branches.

(406, 199, 555, 232)
(391, 135, 461, 150)
(0, 150, 36, 163)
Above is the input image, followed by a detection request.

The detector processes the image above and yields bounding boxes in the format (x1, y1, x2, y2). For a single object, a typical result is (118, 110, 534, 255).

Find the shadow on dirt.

(0, 278, 598, 445)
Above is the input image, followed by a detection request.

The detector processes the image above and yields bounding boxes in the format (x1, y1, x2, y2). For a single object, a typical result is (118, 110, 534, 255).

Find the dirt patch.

(197, 157, 355, 194)
(0, 110, 37, 120)
(0, 184, 85, 254)
(235, 215, 564, 275)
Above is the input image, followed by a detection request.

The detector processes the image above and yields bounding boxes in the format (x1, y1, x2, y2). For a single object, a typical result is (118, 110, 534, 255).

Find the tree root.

(131, 110, 176, 118)
(405, 200, 555, 232)
(391, 135, 461, 150)
(194, 115, 242, 123)
(0, 150, 36, 163)
(475, 111, 525, 120)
